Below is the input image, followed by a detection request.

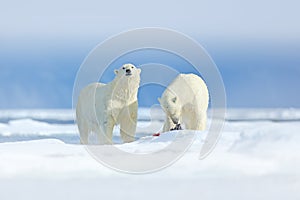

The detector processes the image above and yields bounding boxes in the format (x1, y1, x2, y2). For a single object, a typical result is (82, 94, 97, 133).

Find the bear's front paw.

(170, 124, 183, 131)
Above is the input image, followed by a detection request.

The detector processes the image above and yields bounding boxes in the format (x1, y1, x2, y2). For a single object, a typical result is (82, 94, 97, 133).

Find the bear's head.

(158, 92, 181, 125)
(114, 63, 141, 79)
(112, 64, 141, 100)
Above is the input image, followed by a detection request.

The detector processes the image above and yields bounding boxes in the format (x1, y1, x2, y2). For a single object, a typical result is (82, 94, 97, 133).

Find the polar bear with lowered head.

(158, 74, 209, 132)
(76, 64, 141, 144)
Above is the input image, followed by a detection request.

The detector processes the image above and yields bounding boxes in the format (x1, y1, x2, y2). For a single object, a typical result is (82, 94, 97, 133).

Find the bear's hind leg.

(193, 112, 207, 131)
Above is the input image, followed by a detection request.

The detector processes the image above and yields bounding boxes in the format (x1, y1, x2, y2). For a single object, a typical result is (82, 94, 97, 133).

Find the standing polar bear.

(76, 64, 141, 144)
(158, 74, 209, 132)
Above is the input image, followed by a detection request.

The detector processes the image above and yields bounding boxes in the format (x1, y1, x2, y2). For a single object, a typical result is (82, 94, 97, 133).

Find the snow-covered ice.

(0, 108, 300, 200)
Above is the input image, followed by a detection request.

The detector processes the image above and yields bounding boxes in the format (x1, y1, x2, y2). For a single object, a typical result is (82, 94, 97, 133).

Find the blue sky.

(0, 0, 299, 108)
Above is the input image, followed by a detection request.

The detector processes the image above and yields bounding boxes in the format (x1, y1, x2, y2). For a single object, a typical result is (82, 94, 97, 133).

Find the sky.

(0, 0, 300, 109)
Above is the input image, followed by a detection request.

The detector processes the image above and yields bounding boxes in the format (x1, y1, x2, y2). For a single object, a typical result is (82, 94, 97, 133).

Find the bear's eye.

(131, 66, 134, 69)
(122, 67, 125, 70)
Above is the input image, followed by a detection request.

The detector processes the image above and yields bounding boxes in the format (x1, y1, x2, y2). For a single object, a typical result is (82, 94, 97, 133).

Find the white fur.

(158, 74, 209, 132)
(76, 64, 141, 144)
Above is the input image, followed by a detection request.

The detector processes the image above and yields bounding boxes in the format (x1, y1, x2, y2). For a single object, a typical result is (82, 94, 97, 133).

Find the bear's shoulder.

(177, 73, 201, 81)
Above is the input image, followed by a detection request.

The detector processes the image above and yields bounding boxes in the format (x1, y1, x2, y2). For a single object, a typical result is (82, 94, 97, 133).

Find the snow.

(0, 108, 300, 200)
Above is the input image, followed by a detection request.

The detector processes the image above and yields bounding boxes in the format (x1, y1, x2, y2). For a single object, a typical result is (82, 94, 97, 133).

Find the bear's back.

(77, 83, 107, 112)
(168, 74, 207, 98)
(175, 74, 208, 109)
(79, 82, 106, 101)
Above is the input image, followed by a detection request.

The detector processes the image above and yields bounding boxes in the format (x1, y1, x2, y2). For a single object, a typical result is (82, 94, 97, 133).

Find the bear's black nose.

(126, 69, 131, 73)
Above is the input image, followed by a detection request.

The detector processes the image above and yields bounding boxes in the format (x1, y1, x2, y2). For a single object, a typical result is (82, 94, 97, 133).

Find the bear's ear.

(172, 96, 177, 103)
(114, 69, 119, 75)
(137, 68, 141, 74)
(157, 97, 161, 104)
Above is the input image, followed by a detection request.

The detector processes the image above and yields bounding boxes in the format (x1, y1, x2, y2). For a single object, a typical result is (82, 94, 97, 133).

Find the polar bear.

(76, 64, 141, 144)
(158, 74, 209, 132)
